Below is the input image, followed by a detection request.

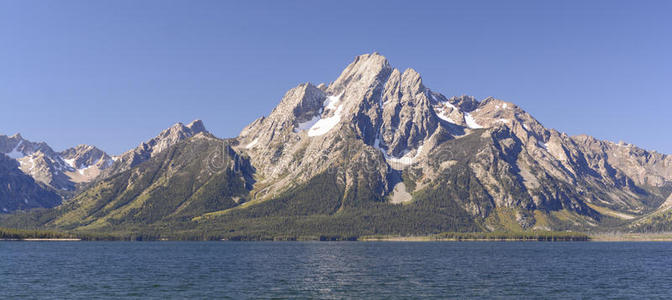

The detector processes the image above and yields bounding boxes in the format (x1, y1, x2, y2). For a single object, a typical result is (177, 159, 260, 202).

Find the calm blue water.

(1, 241, 672, 299)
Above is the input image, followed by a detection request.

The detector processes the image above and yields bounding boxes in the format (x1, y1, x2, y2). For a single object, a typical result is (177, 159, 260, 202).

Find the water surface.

(1, 241, 671, 299)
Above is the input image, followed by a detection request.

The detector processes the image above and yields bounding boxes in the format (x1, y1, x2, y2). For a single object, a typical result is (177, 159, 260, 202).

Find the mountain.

(0, 121, 204, 212)
(100, 120, 206, 177)
(10, 133, 253, 232)
(0, 154, 61, 212)
(59, 144, 115, 184)
(1, 53, 671, 238)
(234, 53, 671, 232)
(0, 134, 115, 192)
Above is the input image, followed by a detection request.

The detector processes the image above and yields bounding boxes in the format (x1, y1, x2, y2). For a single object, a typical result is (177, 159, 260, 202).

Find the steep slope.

(0, 154, 61, 212)
(0, 133, 71, 190)
(8, 132, 254, 232)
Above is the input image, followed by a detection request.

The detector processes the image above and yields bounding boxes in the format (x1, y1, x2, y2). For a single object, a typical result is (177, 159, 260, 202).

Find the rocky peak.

(16, 150, 75, 190)
(238, 53, 453, 197)
(400, 68, 423, 91)
(187, 119, 206, 133)
(146, 120, 208, 155)
(0, 134, 77, 190)
(329, 52, 392, 92)
(0, 134, 55, 159)
(104, 119, 208, 175)
(272, 83, 326, 124)
(60, 144, 112, 170)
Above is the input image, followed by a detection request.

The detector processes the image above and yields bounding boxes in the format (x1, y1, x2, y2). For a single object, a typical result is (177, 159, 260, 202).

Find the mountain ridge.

(1, 53, 671, 238)
(0, 119, 209, 212)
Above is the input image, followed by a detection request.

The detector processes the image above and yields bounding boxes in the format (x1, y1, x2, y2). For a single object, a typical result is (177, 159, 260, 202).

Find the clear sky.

(1, 0, 670, 155)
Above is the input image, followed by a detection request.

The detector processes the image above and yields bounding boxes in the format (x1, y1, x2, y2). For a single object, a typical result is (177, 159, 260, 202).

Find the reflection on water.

(1, 241, 672, 298)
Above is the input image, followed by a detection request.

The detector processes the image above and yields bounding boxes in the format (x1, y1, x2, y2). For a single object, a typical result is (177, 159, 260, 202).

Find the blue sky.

(1, 0, 670, 154)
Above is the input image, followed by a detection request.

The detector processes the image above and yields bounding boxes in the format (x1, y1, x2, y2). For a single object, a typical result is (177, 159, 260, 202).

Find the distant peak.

(187, 119, 206, 133)
(10, 133, 22, 139)
(401, 68, 423, 84)
(162, 120, 207, 135)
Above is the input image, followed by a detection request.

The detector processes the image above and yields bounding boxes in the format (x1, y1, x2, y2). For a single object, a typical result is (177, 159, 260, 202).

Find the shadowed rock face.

(0, 154, 61, 212)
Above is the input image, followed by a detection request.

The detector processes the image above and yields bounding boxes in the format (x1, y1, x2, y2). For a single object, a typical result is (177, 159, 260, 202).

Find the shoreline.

(361, 233, 672, 242)
(358, 237, 587, 242)
(589, 233, 672, 242)
(0, 238, 82, 241)
(3, 237, 672, 242)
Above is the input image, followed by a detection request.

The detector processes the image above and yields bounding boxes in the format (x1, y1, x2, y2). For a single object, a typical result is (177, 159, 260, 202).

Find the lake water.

(1, 241, 671, 299)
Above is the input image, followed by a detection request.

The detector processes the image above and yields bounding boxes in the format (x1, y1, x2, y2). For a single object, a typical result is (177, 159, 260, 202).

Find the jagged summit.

(187, 119, 206, 133)
(103, 119, 209, 175)
(59, 144, 114, 183)
(329, 52, 392, 90)
(163, 119, 207, 141)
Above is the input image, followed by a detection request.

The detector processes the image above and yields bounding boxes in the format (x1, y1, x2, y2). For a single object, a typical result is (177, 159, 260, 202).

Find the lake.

(1, 241, 671, 299)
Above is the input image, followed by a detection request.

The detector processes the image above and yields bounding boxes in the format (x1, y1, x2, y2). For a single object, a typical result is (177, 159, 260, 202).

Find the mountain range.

(2, 53, 671, 238)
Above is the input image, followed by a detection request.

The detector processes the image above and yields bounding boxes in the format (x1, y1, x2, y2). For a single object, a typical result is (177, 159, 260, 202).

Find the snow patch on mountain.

(307, 93, 344, 137)
(374, 136, 424, 166)
(77, 165, 94, 175)
(464, 113, 483, 129)
(386, 144, 424, 166)
(295, 115, 320, 132)
(435, 106, 455, 123)
(245, 138, 259, 149)
(63, 158, 76, 168)
(436, 111, 455, 123)
(7, 141, 25, 159)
